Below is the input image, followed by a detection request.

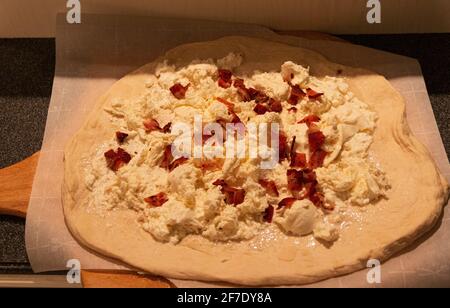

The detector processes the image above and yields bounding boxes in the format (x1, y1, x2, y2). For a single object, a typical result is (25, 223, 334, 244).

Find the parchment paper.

(25, 14, 450, 287)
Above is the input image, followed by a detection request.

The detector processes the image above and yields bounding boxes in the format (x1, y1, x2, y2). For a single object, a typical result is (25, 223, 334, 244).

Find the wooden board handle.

(81, 270, 173, 288)
(0, 151, 40, 217)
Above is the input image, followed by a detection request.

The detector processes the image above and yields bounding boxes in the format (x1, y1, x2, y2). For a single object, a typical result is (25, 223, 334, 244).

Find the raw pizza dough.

(63, 36, 449, 286)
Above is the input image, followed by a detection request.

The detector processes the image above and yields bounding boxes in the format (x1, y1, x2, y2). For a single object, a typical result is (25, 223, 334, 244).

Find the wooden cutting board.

(0, 31, 343, 288)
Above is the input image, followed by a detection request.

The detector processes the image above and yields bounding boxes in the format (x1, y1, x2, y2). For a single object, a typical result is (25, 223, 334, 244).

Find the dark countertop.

(0, 34, 449, 273)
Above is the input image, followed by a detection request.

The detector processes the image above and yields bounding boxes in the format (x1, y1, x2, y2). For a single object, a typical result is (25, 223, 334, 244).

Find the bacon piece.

(263, 205, 274, 223)
(212, 179, 226, 186)
(169, 157, 188, 172)
(218, 78, 231, 89)
(143, 118, 171, 134)
(277, 197, 297, 209)
(289, 136, 296, 159)
(162, 122, 172, 133)
(218, 69, 232, 88)
(287, 85, 305, 105)
(144, 192, 168, 207)
(254, 98, 281, 115)
(231, 112, 244, 125)
(159, 144, 173, 170)
(115, 131, 128, 143)
(228, 189, 245, 206)
(195, 159, 223, 173)
(301, 181, 324, 208)
(302, 168, 317, 183)
(278, 131, 289, 162)
(258, 179, 279, 197)
(253, 103, 268, 115)
(215, 98, 243, 126)
(298, 114, 320, 127)
(251, 89, 269, 103)
(169, 83, 189, 99)
(309, 149, 327, 169)
(268, 98, 282, 113)
(306, 88, 323, 99)
(292, 168, 331, 210)
(289, 136, 307, 168)
(233, 78, 245, 89)
(308, 129, 326, 152)
(232, 77, 268, 103)
(291, 152, 307, 168)
(288, 107, 297, 113)
(212, 179, 246, 206)
(216, 97, 235, 111)
(143, 118, 161, 132)
(287, 169, 303, 192)
(236, 87, 251, 102)
(104, 147, 131, 171)
(306, 125, 327, 168)
(202, 131, 213, 145)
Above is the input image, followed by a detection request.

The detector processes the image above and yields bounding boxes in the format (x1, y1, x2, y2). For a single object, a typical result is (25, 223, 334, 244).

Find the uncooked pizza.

(63, 36, 449, 285)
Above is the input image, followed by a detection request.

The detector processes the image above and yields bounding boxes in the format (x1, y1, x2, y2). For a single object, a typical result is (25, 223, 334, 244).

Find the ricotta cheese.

(84, 53, 389, 244)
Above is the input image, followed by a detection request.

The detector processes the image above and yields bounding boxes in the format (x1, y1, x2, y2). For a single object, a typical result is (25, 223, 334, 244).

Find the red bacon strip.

(263, 205, 274, 223)
(169, 157, 189, 172)
(281, 167, 332, 210)
(232, 78, 269, 103)
(169, 83, 189, 99)
(216, 98, 244, 125)
(291, 152, 307, 168)
(302, 168, 317, 183)
(298, 114, 320, 127)
(216, 97, 235, 111)
(278, 131, 289, 162)
(212, 179, 246, 206)
(289, 136, 307, 168)
(253, 98, 282, 115)
(159, 145, 173, 170)
(258, 179, 279, 197)
(143, 118, 162, 132)
(104, 147, 132, 171)
(252, 89, 269, 103)
(287, 85, 305, 105)
(267, 98, 282, 113)
(144, 118, 171, 134)
(306, 88, 323, 99)
(301, 180, 325, 208)
(233, 78, 245, 89)
(115, 131, 128, 144)
(195, 159, 223, 173)
(308, 149, 327, 169)
(277, 197, 297, 209)
(144, 192, 168, 207)
(253, 103, 268, 115)
(162, 122, 172, 133)
(308, 128, 326, 153)
(287, 169, 303, 192)
(230, 112, 243, 124)
(159, 144, 189, 172)
(218, 69, 232, 89)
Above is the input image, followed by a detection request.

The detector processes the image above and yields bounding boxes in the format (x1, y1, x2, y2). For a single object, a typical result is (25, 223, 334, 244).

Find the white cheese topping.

(274, 199, 318, 236)
(85, 53, 389, 244)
